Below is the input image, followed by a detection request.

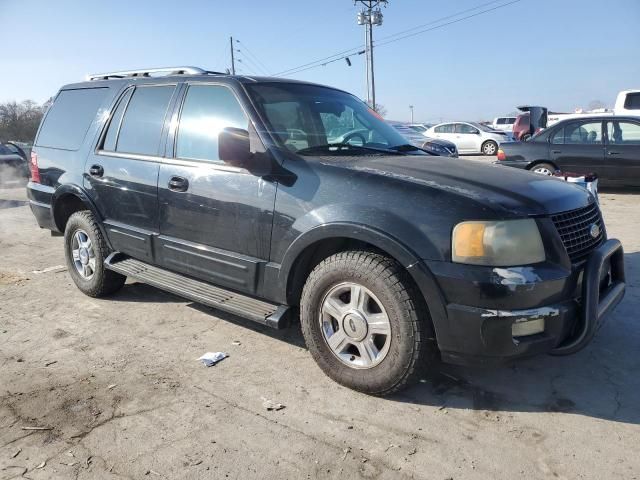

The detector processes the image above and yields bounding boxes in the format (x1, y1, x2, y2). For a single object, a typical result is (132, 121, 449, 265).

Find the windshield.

(246, 83, 417, 154)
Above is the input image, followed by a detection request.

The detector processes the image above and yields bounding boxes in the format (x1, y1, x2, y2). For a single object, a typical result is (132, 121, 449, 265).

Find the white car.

(492, 116, 517, 132)
(425, 121, 509, 155)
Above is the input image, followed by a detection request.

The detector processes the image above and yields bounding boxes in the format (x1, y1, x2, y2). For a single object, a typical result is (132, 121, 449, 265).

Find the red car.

(512, 112, 531, 141)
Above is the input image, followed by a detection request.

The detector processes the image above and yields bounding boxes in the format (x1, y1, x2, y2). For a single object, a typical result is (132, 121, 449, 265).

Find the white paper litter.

(198, 352, 228, 367)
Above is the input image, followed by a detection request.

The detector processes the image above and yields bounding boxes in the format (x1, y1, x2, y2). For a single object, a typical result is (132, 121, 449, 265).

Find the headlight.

(452, 219, 545, 266)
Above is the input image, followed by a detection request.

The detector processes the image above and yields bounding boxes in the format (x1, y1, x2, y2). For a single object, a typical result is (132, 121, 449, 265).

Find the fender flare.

(277, 222, 448, 339)
(51, 184, 112, 248)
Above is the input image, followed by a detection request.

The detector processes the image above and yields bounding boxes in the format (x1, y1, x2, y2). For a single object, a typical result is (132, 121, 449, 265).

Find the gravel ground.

(1, 166, 639, 479)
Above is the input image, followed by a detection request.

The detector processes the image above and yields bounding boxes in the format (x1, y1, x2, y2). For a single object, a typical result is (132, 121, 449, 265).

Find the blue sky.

(2, 0, 639, 122)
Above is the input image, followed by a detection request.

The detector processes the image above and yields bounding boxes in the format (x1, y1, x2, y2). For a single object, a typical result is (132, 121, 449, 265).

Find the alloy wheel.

(71, 229, 96, 279)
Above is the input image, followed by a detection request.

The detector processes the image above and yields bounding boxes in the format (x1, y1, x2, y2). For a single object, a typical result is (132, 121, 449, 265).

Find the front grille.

(551, 203, 605, 263)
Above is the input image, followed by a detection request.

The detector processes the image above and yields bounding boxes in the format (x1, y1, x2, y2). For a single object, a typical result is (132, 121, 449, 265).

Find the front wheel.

(64, 211, 126, 297)
(530, 162, 556, 176)
(481, 140, 498, 155)
(300, 251, 434, 395)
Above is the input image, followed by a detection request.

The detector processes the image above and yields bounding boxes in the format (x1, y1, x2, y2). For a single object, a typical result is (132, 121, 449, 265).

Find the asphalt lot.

(1, 159, 639, 480)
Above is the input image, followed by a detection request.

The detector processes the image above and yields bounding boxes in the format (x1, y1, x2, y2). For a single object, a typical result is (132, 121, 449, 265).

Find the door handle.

(89, 164, 104, 177)
(168, 176, 189, 192)
(608, 151, 620, 155)
(552, 150, 562, 154)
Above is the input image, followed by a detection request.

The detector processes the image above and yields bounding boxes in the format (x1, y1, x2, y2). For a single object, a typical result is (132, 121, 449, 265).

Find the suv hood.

(325, 155, 592, 217)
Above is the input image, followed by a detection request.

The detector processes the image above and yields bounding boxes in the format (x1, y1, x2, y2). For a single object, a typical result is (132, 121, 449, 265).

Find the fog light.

(512, 318, 545, 337)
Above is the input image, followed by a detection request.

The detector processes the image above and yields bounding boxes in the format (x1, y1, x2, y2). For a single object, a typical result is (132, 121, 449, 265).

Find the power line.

(235, 39, 271, 75)
(273, 0, 521, 78)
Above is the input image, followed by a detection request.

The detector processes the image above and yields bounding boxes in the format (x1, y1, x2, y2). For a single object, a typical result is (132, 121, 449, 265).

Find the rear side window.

(102, 88, 134, 152)
(608, 121, 640, 144)
(113, 85, 175, 156)
(496, 118, 506, 125)
(175, 85, 248, 162)
(36, 88, 108, 150)
(435, 124, 454, 133)
(624, 93, 640, 110)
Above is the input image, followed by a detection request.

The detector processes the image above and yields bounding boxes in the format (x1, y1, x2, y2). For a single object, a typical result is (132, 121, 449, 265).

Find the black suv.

(27, 67, 625, 395)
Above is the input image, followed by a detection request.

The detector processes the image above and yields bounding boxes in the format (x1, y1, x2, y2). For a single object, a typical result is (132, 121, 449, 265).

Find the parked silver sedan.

(426, 121, 510, 155)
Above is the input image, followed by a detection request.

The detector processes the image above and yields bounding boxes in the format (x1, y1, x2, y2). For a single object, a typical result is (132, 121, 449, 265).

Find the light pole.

(355, 1, 387, 111)
(409, 105, 414, 123)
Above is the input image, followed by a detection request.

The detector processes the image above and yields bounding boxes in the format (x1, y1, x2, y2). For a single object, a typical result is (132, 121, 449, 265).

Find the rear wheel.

(530, 162, 556, 176)
(300, 251, 434, 395)
(64, 211, 126, 297)
(481, 140, 498, 156)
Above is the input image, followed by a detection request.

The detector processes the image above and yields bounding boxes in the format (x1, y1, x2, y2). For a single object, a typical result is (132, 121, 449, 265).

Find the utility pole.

(230, 36, 236, 75)
(409, 105, 414, 123)
(356, 1, 387, 112)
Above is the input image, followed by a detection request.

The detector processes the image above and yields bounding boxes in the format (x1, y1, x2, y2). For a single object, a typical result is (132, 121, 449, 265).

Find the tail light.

(30, 150, 41, 183)
(496, 149, 506, 161)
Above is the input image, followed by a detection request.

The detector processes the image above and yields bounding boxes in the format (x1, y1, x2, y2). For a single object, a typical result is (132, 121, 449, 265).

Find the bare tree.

(0, 100, 44, 143)
(588, 99, 606, 111)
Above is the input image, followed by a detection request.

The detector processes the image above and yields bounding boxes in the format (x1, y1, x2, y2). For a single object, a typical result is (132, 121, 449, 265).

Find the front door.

(84, 83, 177, 262)
(605, 119, 640, 187)
(549, 120, 605, 179)
(455, 123, 481, 152)
(157, 83, 276, 295)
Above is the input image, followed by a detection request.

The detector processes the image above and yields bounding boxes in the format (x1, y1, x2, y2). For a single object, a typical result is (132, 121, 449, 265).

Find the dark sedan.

(496, 116, 640, 187)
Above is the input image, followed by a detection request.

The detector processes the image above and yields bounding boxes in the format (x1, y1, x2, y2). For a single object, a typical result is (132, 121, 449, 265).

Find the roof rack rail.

(87, 66, 225, 81)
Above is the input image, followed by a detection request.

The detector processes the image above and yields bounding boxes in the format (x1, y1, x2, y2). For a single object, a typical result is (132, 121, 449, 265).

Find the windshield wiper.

(295, 143, 406, 156)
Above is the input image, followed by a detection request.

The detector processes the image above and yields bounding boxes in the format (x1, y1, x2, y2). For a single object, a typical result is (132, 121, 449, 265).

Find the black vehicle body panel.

(26, 74, 625, 367)
(498, 116, 640, 187)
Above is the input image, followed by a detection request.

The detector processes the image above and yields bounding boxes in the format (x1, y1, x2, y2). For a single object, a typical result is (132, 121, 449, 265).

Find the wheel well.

(53, 194, 89, 232)
(526, 160, 557, 171)
(286, 237, 392, 306)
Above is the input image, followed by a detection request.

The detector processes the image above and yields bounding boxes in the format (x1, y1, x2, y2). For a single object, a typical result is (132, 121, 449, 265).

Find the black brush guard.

(551, 239, 626, 355)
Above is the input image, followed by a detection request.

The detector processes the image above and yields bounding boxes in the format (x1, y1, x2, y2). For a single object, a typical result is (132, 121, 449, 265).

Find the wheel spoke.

(82, 265, 90, 278)
(72, 249, 80, 261)
(88, 257, 96, 272)
(327, 329, 349, 353)
(357, 339, 379, 365)
(323, 296, 346, 321)
(367, 313, 390, 336)
(350, 284, 366, 310)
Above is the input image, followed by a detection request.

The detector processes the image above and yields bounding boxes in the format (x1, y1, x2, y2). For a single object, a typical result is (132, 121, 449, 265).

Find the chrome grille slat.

(551, 203, 605, 263)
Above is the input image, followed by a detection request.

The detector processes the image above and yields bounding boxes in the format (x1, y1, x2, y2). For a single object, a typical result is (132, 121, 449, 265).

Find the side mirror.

(219, 127, 251, 167)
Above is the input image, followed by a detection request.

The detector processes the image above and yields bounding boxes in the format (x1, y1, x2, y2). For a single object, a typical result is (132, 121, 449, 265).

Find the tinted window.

(36, 88, 108, 150)
(608, 121, 640, 145)
(506, 117, 516, 124)
(435, 124, 454, 133)
(102, 88, 134, 151)
(176, 85, 248, 162)
(565, 121, 602, 144)
(456, 123, 478, 134)
(116, 85, 175, 156)
(624, 93, 640, 110)
(0, 145, 13, 155)
(551, 127, 565, 145)
(496, 118, 506, 125)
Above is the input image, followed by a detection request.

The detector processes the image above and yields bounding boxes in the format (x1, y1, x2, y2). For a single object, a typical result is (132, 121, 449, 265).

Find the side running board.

(105, 254, 292, 329)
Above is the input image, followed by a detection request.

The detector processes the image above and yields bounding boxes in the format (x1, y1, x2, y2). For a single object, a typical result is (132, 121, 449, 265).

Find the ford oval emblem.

(590, 224, 601, 239)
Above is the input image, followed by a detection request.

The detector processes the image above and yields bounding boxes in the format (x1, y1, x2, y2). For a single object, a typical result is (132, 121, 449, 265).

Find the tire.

(300, 251, 434, 395)
(64, 210, 126, 297)
(481, 140, 498, 156)
(530, 162, 556, 176)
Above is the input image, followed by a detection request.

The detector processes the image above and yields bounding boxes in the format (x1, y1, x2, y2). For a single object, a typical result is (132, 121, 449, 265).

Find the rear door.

(455, 123, 480, 152)
(605, 119, 640, 187)
(85, 83, 178, 262)
(156, 82, 276, 295)
(549, 120, 606, 179)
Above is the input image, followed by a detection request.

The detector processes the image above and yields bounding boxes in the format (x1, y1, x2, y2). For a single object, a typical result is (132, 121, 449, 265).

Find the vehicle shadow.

(109, 251, 639, 425)
(394, 250, 640, 426)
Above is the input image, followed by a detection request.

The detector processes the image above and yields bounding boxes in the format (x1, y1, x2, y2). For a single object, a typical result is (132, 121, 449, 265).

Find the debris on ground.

(261, 397, 285, 411)
(44, 360, 57, 367)
(198, 352, 228, 367)
(32, 265, 66, 274)
(107, 384, 117, 390)
(145, 469, 161, 476)
(21, 426, 52, 431)
(36, 461, 46, 469)
(11, 448, 21, 458)
(231, 340, 241, 346)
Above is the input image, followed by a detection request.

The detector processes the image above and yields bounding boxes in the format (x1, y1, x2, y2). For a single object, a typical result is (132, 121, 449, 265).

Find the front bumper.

(427, 239, 625, 366)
